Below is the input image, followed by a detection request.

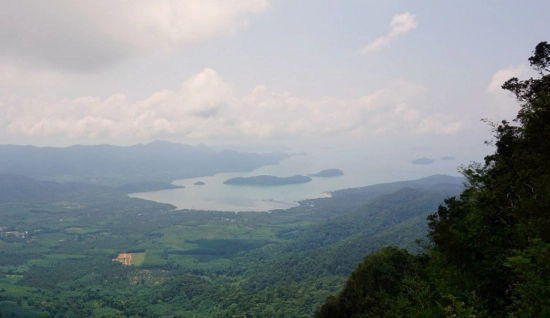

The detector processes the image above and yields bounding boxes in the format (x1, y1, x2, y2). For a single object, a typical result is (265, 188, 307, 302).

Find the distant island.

(441, 156, 456, 161)
(194, 181, 205, 186)
(412, 157, 436, 165)
(308, 169, 344, 177)
(223, 175, 312, 186)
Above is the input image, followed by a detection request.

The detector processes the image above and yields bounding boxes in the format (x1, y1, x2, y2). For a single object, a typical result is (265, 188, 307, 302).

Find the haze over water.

(130, 145, 470, 212)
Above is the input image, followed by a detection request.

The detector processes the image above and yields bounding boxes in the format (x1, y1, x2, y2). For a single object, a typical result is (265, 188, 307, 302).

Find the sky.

(0, 0, 548, 159)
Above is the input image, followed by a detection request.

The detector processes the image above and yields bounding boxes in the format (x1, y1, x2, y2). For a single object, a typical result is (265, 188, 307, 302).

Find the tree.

(428, 41, 550, 316)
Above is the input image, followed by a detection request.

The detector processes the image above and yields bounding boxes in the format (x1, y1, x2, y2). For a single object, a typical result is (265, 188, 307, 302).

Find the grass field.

(131, 252, 146, 266)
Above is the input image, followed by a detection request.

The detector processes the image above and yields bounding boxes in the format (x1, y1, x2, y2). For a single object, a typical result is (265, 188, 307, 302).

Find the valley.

(0, 174, 462, 317)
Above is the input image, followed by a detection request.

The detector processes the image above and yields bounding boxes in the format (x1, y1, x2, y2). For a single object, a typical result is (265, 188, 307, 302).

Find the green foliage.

(428, 41, 550, 316)
(316, 247, 414, 317)
(0, 301, 48, 318)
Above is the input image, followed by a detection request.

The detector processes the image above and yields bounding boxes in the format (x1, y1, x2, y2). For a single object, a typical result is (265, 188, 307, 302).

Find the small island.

(412, 157, 436, 165)
(194, 181, 205, 186)
(308, 169, 344, 177)
(223, 175, 312, 186)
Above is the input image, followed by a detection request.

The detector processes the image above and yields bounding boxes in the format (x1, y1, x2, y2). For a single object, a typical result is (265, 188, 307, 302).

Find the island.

(194, 181, 206, 186)
(441, 156, 456, 161)
(411, 157, 436, 165)
(308, 169, 344, 177)
(223, 175, 312, 186)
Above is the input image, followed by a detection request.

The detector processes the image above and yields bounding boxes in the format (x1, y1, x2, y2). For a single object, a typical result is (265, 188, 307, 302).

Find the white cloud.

(0, 0, 269, 73)
(0, 63, 65, 87)
(486, 64, 528, 93)
(0, 69, 463, 143)
(486, 64, 534, 121)
(128, 0, 269, 48)
(358, 12, 417, 54)
(416, 116, 463, 135)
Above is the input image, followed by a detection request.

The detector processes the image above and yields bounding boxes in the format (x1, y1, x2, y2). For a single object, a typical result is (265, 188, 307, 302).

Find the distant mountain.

(0, 141, 290, 186)
(210, 143, 293, 152)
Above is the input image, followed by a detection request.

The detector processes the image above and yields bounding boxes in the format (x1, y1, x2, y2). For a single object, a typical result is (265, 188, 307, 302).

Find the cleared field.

(131, 252, 146, 266)
(112, 252, 146, 266)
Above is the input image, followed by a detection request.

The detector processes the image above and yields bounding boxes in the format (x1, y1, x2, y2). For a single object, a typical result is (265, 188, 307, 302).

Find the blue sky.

(0, 0, 548, 162)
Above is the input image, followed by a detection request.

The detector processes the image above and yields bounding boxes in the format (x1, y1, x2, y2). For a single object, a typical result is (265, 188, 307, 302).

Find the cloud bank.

(358, 12, 417, 54)
(1, 69, 462, 143)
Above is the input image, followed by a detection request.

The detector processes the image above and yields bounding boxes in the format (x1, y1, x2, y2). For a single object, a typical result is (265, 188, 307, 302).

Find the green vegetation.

(223, 174, 312, 186)
(317, 41, 550, 318)
(308, 169, 344, 177)
(0, 171, 461, 317)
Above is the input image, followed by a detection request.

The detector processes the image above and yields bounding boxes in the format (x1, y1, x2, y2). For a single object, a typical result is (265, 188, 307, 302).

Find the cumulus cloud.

(486, 64, 529, 93)
(0, 0, 269, 72)
(0, 69, 463, 142)
(358, 12, 417, 54)
(486, 64, 536, 120)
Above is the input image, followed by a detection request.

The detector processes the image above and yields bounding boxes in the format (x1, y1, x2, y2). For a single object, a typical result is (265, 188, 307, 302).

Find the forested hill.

(0, 141, 289, 187)
(300, 174, 463, 218)
(0, 173, 175, 210)
(0, 174, 117, 204)
(208, 182, 464, 315)
(287, 187, 460, 255)
(316, 41, 550, 318)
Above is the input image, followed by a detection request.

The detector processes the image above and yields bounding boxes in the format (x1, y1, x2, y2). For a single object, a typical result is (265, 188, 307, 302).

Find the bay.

(129, 145, 467, 212)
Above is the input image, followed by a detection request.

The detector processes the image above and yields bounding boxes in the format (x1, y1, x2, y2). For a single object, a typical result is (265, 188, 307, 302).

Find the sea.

(129, 145, 472, 212)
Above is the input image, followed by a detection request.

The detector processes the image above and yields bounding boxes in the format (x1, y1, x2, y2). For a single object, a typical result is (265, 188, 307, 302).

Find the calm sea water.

(129, 145, 469, 212)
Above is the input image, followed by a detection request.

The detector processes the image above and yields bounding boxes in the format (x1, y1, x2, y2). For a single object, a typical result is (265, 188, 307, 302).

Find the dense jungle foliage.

(316, 42, 550, 318)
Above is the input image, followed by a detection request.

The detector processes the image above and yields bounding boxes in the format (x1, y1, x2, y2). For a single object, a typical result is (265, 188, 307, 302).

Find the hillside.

(0, 141, 289, 187)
